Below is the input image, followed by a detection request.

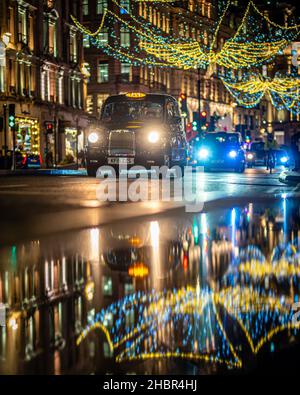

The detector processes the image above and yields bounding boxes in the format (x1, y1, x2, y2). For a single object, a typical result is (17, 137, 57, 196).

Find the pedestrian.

(46, 151, 53, 168)
(291, 131, 300, 171)
(264, 134, 278, 170)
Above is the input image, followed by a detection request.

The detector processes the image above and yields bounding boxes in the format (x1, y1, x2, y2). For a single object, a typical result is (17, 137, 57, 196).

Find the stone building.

(0, 0, 93, 167)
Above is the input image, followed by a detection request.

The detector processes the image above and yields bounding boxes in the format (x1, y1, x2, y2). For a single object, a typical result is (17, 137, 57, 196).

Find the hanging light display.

(71, 0, 300, 70)
(222, 73, 300, 114)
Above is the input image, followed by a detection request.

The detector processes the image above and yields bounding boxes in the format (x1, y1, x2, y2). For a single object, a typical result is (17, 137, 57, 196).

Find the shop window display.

(15, 117, 40, 155)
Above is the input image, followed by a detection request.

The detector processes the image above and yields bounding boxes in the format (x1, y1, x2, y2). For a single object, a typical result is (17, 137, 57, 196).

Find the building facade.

(0, 0, 93, 167)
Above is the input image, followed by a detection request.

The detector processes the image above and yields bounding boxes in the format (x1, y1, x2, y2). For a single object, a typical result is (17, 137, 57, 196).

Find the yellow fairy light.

(71, 0, 293, 70)
(222, 74, 300, 111)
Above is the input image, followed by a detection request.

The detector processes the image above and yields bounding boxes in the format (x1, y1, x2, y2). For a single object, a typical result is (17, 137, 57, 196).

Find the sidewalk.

(279, 170, 300, 184)
(0, 168, 87, 176)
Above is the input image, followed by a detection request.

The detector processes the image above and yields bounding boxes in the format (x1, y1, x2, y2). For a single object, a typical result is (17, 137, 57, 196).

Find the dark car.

(275, 149, 290, 167)
(85, 93, 187, 176)
(246, 141, 266, 167)
(192, 132, 246, 173)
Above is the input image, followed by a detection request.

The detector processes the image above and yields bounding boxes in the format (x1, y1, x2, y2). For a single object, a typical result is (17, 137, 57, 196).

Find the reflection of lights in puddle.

(81, 200, 102, 208)
(8, 316, 18, 331)
(128, 263, 149, 278)
(90, 228, 100, 261)
(85, 281, 95, 301)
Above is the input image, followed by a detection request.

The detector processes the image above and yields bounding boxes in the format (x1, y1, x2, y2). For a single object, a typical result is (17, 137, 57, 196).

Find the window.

(120, 0, 130, 14)
(102, 100, 164, 122)
(86, 95, 93, 114)
(83, 0, 89, 15)
(48, 20, 57, 56)
(58, 72, 64, 104)
(120, 27, 130, 48)
(120, 63, 131, 82)
(18, 6, 28, 44)
(97, 94, 109, 114)
(103, 276, 112, 296)
(0, 42, 5, 93)
(69, 31, 78, 63)
(166, 99, 180, 119)
(98, 28, 108, 46)
(97, 0, 108, 14)
(98, 63, 109, 83)
(83, 34, 90, 48)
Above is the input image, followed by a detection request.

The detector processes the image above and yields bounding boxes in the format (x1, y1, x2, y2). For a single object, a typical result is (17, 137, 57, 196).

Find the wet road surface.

(0, 169, 300, 374)
(0, 168, 297, 245)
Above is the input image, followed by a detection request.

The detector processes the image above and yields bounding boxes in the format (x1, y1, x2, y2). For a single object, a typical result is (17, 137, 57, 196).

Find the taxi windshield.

(102, 100, 164, 122)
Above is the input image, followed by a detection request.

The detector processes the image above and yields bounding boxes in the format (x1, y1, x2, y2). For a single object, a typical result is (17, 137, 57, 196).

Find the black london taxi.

(85, 93, 188, 176)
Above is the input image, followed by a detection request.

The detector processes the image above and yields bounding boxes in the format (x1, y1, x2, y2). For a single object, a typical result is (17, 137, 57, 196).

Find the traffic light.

(45, 121, 54, 134)
(200, 111, 207, 130)
(8, 104, 15, 130)
(245, 130, 252, 143)
(192, 120, 198, 132)
(179, 93, 188, 116)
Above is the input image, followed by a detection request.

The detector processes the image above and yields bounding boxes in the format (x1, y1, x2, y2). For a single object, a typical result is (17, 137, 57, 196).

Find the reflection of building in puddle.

(0, 242, 94, 374)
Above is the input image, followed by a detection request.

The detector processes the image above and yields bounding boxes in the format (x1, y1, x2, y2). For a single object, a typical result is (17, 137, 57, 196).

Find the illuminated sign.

(126, 92, 146, 99)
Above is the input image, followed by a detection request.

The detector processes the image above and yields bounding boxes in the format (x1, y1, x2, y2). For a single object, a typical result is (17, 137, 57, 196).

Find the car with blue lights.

(85, 93, 187, 176)
(275, 148, 290, 168)
(192, 132, 246, 173)
(246, 142, 291, 168)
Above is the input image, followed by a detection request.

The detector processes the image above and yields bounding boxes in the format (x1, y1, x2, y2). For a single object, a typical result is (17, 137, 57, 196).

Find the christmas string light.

(71, 0, 297, 70)
(76, 281, 300, 368)
(222, 73, 300, 114)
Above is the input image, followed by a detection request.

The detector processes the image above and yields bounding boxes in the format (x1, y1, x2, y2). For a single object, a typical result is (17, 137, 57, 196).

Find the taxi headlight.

(148, 131, 160, 144)
(88, 132, 99, 144)
(229, 150, 238, 159)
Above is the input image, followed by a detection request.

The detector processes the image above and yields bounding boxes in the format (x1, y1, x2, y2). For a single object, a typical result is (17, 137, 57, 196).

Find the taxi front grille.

(108, 130, 135, 156)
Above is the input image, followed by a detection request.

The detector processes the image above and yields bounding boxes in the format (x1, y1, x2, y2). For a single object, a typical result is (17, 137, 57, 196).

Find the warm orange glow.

(128, 263, 149, 278)
(126, 92, 146, 99)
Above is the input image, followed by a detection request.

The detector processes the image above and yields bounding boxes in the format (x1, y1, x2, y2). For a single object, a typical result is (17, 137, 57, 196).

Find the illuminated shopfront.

(64, 127, 83, 162)
(15, 117, 40, 155)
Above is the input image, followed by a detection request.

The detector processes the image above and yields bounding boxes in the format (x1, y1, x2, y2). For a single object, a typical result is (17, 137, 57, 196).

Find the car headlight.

(198, 148, 209, 159)
(280, 156, 288, 164)
(88, 132, 99, 144)
(247, 153, 254, 160)
(148, 131, 160, 144)
(229, 150, 238, 159)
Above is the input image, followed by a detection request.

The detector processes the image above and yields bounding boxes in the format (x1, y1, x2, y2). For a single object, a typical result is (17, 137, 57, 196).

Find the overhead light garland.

(72, 0, 299, 70)
(222, 72, 300, 114)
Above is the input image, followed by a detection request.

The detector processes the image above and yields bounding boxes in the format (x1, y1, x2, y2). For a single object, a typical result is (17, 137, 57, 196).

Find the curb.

(0, 169, 87, 176)
(279, 171, 300, 184)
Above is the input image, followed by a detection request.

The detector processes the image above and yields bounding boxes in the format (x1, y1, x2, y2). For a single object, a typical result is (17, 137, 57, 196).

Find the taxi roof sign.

(125, 92, 146, 99)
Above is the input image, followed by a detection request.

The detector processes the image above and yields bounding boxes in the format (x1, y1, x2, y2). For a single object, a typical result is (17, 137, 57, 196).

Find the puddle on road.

(0, 198, 300, 374)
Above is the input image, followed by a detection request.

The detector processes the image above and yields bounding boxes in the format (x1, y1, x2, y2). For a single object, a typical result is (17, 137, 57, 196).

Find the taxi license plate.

(108, 158, 134, 165)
